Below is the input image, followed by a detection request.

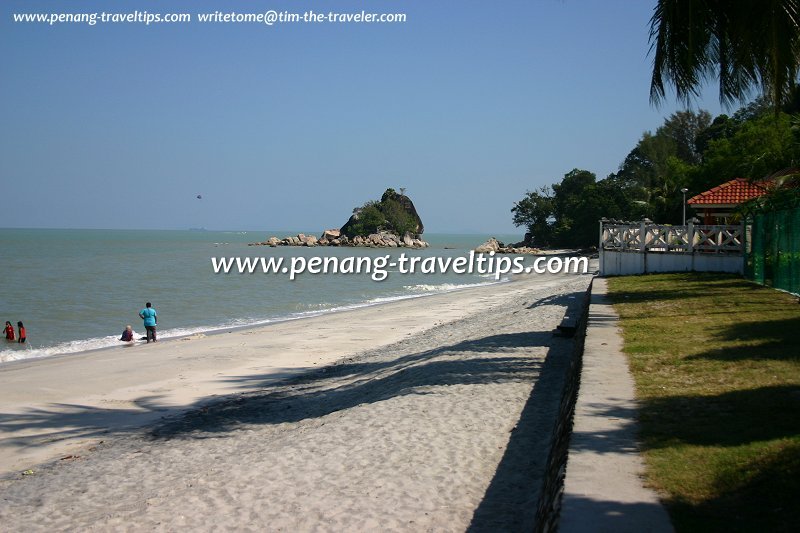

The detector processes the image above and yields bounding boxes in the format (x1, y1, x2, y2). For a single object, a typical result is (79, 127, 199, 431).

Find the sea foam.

(0, 278, 505, 364)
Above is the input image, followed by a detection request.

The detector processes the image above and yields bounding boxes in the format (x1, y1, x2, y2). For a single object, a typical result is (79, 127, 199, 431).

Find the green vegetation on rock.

(341, 188, 423, 238)
(342, 201, 385, 237)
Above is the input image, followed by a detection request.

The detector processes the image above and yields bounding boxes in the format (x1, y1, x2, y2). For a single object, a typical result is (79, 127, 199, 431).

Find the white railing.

(599, 219, 744, 275)
(600, 219, 744, 254)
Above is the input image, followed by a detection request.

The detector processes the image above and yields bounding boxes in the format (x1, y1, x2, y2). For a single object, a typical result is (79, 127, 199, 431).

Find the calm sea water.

(0, 229, 523, 363)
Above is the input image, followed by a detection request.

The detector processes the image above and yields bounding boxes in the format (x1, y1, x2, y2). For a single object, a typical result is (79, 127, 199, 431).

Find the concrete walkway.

(559, 277, 674, 533)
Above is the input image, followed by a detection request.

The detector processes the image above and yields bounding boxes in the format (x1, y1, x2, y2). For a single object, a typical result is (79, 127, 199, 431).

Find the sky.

(1, 0, 729, 234)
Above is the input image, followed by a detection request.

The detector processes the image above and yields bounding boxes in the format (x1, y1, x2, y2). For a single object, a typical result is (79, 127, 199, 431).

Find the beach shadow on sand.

(0, 328, 565, 448)
(148, 329, 560, 439)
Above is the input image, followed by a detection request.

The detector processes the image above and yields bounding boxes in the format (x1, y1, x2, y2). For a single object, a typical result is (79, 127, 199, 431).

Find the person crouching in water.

(4, 321, 15, 341)
(17, 322, 26, 343)
(120, 324, 134, 343)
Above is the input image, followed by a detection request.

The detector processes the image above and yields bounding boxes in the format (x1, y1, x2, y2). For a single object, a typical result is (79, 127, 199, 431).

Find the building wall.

(600, 250, 744, 276)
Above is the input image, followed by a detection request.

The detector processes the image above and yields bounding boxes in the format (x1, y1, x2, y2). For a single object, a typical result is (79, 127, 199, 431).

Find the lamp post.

(680, 188, 688, 224)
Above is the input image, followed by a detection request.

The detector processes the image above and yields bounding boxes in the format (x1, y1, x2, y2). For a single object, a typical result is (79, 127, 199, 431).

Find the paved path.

(559, 277, 674, 533)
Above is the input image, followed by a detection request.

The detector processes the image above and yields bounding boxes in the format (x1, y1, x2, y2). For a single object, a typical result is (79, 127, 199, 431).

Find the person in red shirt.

(4, 321, 15, 341)
(17, 322, 26, 343)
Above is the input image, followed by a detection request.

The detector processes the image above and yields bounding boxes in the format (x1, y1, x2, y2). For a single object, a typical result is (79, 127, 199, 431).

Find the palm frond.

(649, 0, 800, 109)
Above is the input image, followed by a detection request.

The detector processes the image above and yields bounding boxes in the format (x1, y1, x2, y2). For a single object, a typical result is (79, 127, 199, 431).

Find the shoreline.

(0, 270, 586, 478)
(0, 277, 510, 368)
(2, 247, 592, 366)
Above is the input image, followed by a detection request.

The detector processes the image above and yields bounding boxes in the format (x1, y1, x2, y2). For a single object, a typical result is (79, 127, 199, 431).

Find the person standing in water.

(4, 321, 15, 341)
(17, 322, 26, 343)
(138, 302, 157, 343)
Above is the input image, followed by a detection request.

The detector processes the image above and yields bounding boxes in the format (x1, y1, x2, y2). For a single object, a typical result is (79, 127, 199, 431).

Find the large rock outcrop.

(249, 188, 429, 248)
(340, 188, 424, 238)
(381, 188, 424, 235)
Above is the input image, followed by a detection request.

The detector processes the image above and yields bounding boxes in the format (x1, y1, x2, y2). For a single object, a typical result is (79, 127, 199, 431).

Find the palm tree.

(649, 0, 800, 108)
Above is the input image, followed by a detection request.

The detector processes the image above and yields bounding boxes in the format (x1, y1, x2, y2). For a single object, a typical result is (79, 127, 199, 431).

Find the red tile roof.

(687, 178, 769, 206)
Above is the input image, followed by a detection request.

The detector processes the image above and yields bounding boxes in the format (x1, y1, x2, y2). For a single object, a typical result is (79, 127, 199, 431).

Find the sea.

(0, 229, 523, 364)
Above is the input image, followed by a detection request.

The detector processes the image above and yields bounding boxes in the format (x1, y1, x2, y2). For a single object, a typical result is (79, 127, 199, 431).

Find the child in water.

(4, 321, 15, 341)
(17, 322, 26, 343)
(120, 325, 134, 343)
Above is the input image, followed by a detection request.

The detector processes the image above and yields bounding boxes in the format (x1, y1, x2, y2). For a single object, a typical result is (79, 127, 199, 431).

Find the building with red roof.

(687, 178, 770, 224)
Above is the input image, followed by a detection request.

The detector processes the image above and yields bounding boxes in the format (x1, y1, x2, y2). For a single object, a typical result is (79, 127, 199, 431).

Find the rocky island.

(250, 188, 429, 249)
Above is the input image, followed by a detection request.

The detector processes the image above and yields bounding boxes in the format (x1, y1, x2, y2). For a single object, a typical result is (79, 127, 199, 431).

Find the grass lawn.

(606, 273, 800, 533)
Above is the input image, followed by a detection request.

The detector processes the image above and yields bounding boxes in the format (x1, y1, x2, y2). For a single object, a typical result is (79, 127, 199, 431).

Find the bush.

(344, 202, 385, 237)
(381, 198, 417, 236)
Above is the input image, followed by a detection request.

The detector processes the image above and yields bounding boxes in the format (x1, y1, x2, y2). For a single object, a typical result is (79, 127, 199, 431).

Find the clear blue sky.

(1, 0, 727, 234)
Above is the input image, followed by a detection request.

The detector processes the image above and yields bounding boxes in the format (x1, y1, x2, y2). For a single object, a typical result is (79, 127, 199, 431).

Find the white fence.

(599, 219, 745, 276)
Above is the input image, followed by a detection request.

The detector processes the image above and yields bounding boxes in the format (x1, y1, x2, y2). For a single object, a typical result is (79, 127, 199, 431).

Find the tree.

(610, 110, 715, 222)
(511, 186, 555, 246)
(512, 169, 651, 248)
(691, 112, 799, 192)
(661, 110, 712, 164)
(649, 0, 800, 108)
(652, 155, 695, 223)
(342, 201, 385, 237)
(552, 169, 597, 245)
(695, 114, 736, 156)
(616, 132, 677, 190)
(380, 198, 417, 236)
(568, 178, 648, 246)
(553, 169, 596, 218)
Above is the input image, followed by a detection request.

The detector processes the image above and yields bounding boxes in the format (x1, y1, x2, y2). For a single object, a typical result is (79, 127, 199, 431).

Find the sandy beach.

(0, 269, 593, 531)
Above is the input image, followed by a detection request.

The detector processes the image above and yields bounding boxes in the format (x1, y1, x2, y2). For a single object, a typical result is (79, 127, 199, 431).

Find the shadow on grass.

(562, 385, 800, 454)
(561, 387, 800, 531)
(607, 272, 800, 531)
(639, 385, 800, 450)
(666, 442, 800, 533)
(688, 317, 800, 362)
(606, 273, 755, 303)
